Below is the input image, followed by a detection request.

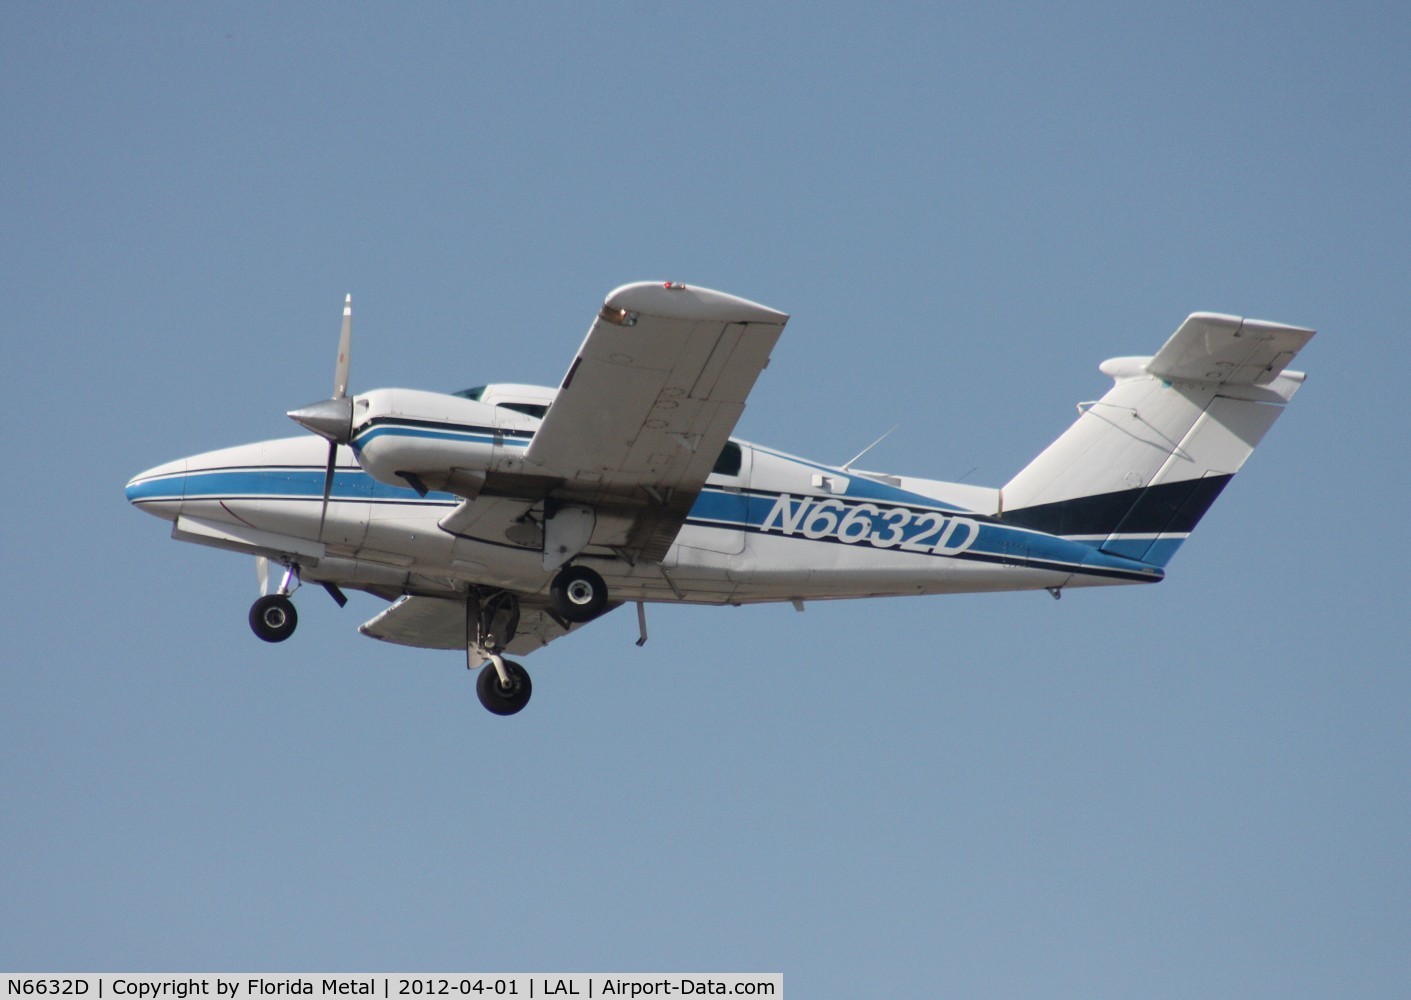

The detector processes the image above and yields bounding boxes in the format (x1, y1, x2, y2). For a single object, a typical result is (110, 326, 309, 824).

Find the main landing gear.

(467, 588, 534, 716)
(476, 657, 532, 716)
(549, 564, 609, 623)
(467, 565, 608, 716)
(470, 568, 609, 715)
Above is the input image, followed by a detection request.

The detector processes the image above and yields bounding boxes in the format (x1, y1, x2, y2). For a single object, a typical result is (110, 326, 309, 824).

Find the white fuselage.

(125, 386, 1163, 609)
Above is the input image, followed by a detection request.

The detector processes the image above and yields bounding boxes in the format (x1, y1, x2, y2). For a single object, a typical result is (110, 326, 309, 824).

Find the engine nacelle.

(350, 386, 550, 496)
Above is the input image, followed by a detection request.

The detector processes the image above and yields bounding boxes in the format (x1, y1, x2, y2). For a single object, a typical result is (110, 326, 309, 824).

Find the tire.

(549, 565, 608, 623)
(477, 660, 532, 716)
(249, 594, 298, 642)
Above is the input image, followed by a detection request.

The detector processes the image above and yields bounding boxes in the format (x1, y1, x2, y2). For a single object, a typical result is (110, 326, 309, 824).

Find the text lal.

(551, 984, 734, 995)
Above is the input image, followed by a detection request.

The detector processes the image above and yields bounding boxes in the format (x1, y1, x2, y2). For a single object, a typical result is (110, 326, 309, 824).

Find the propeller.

(288, 294, 355, 539)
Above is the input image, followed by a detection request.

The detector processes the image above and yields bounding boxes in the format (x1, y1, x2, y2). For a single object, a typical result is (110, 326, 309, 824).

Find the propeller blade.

(334, 293, 351, 399)
(317, 439, 338, 540)
(289, 294, 356, 442)
(292, 293, 358, 542)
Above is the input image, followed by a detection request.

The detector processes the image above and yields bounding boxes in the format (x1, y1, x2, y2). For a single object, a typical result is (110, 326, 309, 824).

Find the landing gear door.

(543, 504, 595, 571)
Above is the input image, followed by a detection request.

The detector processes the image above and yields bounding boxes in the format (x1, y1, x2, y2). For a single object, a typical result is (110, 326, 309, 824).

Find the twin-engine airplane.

(127, 282, 1315, 715)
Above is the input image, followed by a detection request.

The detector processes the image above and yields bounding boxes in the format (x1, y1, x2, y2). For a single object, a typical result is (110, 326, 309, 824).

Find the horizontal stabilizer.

(1145, 313, 1314, 387)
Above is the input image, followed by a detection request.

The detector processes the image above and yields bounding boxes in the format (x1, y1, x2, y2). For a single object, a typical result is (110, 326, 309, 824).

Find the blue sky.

(3, 3, 1408, 995)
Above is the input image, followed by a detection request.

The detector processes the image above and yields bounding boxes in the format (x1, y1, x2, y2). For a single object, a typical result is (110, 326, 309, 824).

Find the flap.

(359, 595, 466, 649)
(358, 594, 610, 657)
(438, 495, 540, 546)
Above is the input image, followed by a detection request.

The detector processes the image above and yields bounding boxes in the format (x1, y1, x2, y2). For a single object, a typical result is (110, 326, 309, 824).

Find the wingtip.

(604, 281, 788, 324)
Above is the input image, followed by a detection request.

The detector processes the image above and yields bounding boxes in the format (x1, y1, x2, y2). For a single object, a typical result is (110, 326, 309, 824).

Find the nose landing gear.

(249, 561, 302, 642)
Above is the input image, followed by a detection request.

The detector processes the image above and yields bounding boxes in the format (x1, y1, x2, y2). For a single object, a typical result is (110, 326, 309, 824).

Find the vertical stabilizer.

(999, 314, 1314, 567)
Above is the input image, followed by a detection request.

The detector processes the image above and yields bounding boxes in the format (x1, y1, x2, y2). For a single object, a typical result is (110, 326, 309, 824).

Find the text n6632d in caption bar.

(3, 975, 782, 1000)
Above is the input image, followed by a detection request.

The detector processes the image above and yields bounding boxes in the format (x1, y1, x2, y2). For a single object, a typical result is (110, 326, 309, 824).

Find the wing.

(518, 282, 788, 560)
(1146, 313, 1315, 386)
(358, 593, 611, 656)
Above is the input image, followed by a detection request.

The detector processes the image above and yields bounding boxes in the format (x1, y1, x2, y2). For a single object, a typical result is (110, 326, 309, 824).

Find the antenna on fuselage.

(842, 424, 899, 471)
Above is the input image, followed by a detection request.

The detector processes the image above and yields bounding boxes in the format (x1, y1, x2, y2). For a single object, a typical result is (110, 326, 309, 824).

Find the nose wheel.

(249, 594, 298, 642)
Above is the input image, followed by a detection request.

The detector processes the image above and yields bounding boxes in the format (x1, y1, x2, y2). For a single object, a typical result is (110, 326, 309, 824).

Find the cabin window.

(713, 441, 742, 476)
(500, 402, 548, 420)
(452, 388, 547, 419)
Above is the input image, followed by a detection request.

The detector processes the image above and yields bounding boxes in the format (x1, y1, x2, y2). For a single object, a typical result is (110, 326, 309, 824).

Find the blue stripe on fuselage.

(1074, 534, 1187, 569)
(168, 466, 456, 504)
(146, 465, 1163, 582)
(349, 419, 531, 457)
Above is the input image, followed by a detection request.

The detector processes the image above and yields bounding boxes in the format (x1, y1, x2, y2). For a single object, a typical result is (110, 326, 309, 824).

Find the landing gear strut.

(466, 588, 533, 716)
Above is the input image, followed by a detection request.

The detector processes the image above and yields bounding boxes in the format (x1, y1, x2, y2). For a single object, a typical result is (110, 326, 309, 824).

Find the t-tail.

(998, 313, 1315, 568)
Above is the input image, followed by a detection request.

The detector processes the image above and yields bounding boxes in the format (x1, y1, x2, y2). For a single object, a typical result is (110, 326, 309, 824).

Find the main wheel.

(249, 594, 298, 643)
(477, 660, 532, 716)
(549, 565, 608, 623)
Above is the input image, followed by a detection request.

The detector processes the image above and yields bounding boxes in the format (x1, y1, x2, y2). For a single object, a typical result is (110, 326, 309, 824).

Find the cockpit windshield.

(452, 386, 549, 420)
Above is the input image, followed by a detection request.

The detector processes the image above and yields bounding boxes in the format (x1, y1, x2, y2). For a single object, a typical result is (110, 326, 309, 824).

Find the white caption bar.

(3, 976, 782, 1000)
